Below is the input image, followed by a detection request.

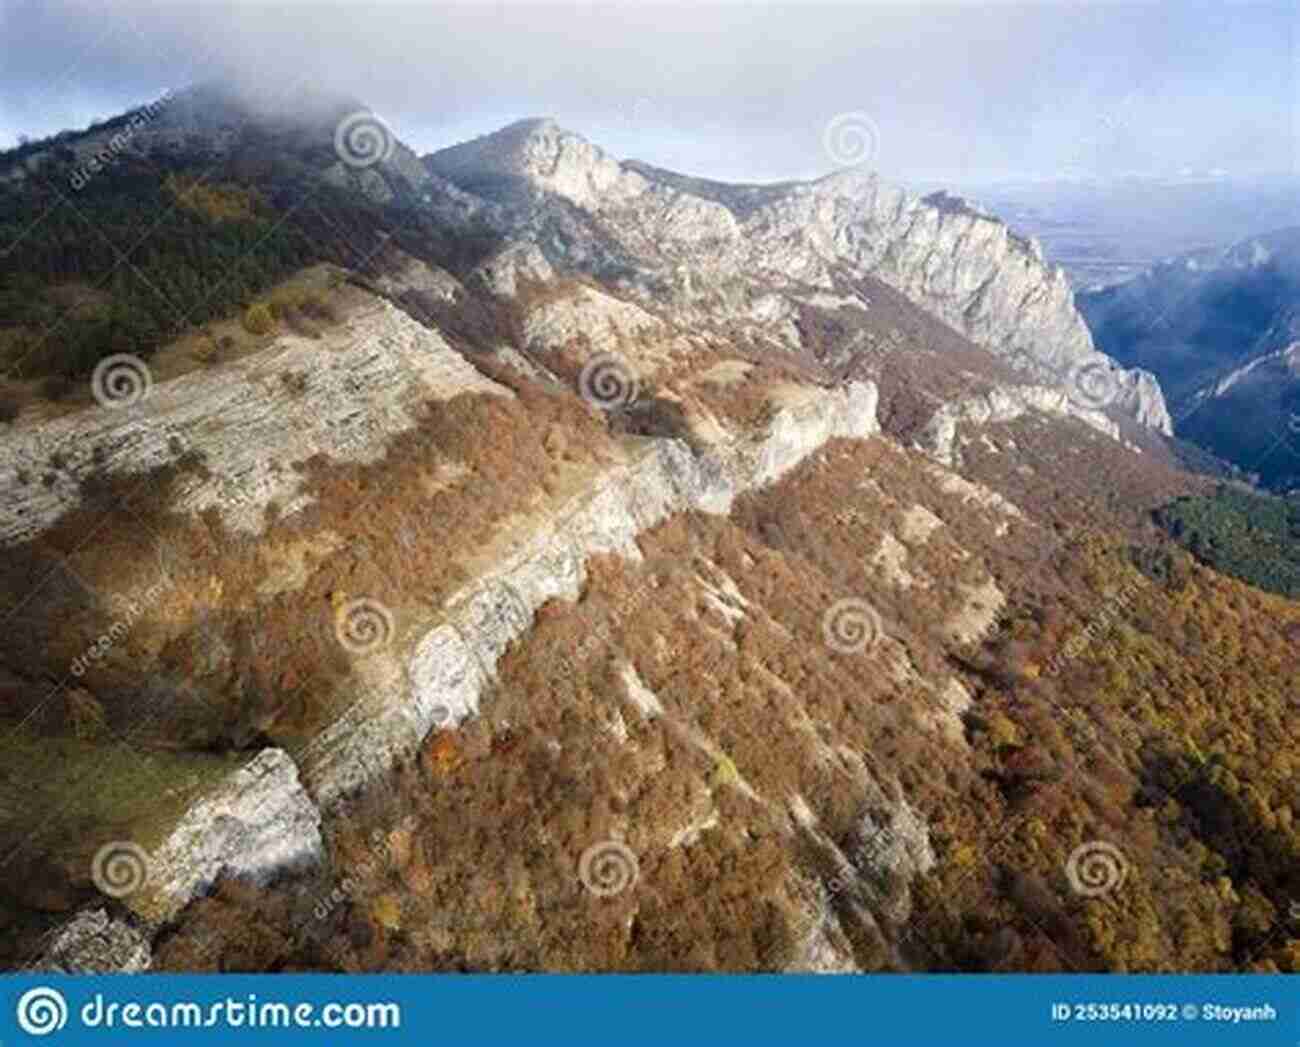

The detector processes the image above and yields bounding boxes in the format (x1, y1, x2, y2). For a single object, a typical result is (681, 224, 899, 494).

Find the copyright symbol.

(1181, 1003, 1198, 1020)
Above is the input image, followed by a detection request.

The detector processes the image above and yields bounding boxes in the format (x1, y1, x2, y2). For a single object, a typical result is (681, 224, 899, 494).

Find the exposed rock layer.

(425, 122, 1172, 435)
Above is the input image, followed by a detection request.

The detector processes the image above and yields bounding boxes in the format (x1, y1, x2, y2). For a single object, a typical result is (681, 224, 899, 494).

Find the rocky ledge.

(22, 281, 879, 968)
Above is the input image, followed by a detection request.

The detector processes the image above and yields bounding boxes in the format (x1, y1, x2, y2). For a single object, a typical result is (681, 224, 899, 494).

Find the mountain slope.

(0, 86, 1296, 977)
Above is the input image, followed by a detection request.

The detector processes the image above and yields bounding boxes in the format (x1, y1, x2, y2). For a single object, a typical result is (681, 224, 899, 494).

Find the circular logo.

(335, 597, 395, 654)
(91, 840, 151, 898)
(1181, 1003, 1199, 1021)
(821, 597, 883, 654)
(578, 840, 639, 897)
(1065, 840, 1128, 898)
(822, 112, 882, 168)
(16, 986, 69, 1036)
(1066, 359, 1121, 411)
(91, 353, 153, 410)
(333, 111, 396, 169)
(578, 354, 639, 411)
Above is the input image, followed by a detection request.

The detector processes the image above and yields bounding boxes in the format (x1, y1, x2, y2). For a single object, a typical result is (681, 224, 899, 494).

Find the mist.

(0, 0, 1295, 184)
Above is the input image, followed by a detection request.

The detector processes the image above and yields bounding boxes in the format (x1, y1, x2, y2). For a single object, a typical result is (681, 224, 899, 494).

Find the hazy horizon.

(0, 0, 1295, 186)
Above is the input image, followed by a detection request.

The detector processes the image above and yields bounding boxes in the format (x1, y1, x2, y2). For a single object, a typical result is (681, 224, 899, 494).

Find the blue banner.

(1, 975, 1294, 1045)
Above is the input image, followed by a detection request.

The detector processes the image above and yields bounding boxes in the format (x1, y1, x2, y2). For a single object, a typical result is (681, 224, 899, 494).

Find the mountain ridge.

(421, 115, 1172, 435)
(4, 84, 1295, 978)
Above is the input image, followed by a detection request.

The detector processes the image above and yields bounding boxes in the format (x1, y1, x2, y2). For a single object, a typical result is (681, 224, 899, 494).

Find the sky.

(0, 0, 1295, 185)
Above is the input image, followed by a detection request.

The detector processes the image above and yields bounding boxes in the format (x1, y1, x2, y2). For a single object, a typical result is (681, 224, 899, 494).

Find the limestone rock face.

(145, 749, 324, 923)
(34, 751, 319, 972)
(35, 909, 152, 974)
(0, 295, 512, 543)
(918, 384, 1120, 467)
(472, 242, 555, 298)
(304, 380, 881, 809)
(427, 118, 650, 209)
(521, 283, 664, 354)
(423, 121, 1172, 436)
(735, 175, 1168, 434)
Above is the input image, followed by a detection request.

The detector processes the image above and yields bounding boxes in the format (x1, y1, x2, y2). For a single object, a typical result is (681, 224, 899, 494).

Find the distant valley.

(1076, 225, 1300, 492)
(919, 175, 1300, 290)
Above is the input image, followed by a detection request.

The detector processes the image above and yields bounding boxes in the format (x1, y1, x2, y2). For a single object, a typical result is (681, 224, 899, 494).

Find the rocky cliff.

(6, 267, 895, 970)
(10, 92, 1291, 979)
(426, 120, 1172, 437)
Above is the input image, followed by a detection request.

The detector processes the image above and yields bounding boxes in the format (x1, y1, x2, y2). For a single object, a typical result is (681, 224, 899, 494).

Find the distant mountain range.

(926, 175, 1300, 290)
(1078, 227, 1300, 491)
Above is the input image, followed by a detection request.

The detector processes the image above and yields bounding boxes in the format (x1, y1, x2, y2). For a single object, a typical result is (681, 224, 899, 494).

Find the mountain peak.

(425, 115, 641, 208)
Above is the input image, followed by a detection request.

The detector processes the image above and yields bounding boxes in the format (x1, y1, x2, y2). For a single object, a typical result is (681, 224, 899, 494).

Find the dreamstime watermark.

(15, 985, 401, 1033)
(577, 840, 639, 897)
(334, 111, 396, 169)
(1065, 840, 1128, 898)
(69, 90, 173, 191)
(313, 815, 417, 922)
(821, 597, 883, 654)
(1066, 358, 1122, 411)
(71, 575, 172, 678)
(334, 597, 395, 654)
(16, 986, 68, 1036)
(578, 353, 640, 410)
(91, 840, 153, 899)
(822, 111, 881, 168)
(782, 824, 902, 956)
(91, 353, 153, 409)
(1044, 574, 1144, 676)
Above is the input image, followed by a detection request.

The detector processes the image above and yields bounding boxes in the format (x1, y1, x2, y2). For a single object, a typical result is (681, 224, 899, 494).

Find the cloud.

(0, 0, 1295, 183)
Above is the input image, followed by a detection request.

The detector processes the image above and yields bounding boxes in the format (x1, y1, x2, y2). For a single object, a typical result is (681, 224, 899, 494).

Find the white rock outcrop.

(916, 384, 1120, 467)
(145, 749, 324, 922)
(0, 297, 512, 543)
(304, 379, 881, 808)
(423, 121, 1173, 436)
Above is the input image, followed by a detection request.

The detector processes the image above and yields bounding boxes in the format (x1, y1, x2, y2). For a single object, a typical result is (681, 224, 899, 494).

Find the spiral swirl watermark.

(16, 986, 69, 1036)
(335, 597, 395, 654)
(822, 111, 881, 168)
(578, 840, 639, 897)
(1066, 359, 1122, 411)
(578, 353, 639, 410)
(821, 597, 883, 654)
(1065, 840, 1128, 898)
(334, 110, 396, 169)
(623, 95, 656, 126)
(91, 840, 152, 898)
(91, 353, 153, 409)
